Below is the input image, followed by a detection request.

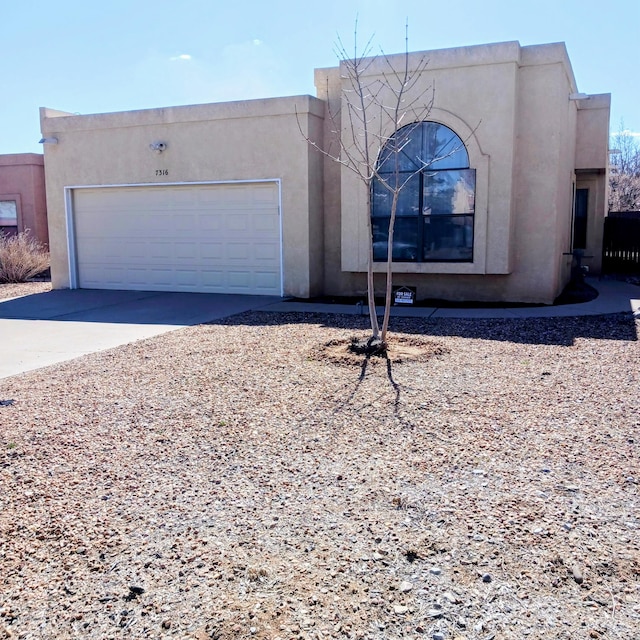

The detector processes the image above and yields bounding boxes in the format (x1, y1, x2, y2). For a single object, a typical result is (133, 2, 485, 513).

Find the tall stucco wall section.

(575, 93, 611, 275)
(511, 47, 575, 302)
(575, 95, 611, 171)
(336, 42, 521, 280)
(304, 107, 326, 296)
(40, 97, 325, 297)
(322, 41, 595, 303)
(315, 67, 354, 296)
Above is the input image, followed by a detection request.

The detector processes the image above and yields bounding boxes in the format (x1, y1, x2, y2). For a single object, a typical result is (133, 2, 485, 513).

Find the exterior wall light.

(569, 93, 590, 101)
(149, 141, 167, 153)
(39, 137, 59, 144)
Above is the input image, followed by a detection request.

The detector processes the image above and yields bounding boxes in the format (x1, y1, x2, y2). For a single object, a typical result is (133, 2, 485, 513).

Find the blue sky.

(2, 0, 638, 154)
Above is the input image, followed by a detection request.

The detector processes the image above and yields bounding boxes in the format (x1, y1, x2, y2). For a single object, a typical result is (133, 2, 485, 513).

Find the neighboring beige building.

(40, 40, 610, 304)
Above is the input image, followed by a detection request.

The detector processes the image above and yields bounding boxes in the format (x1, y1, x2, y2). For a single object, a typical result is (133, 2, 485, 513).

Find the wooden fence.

(602, 212, 640, 274)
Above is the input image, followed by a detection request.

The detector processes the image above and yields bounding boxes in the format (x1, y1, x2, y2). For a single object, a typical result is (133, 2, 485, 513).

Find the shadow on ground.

(214, 310, 639, 347)
(0, 289, 279, 325)
(290, 277, 600, 309)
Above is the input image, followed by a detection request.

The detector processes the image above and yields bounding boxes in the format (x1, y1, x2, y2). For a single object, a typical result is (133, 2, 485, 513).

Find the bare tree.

(609, 123, 640, 212)
(301, 22, 435, 353)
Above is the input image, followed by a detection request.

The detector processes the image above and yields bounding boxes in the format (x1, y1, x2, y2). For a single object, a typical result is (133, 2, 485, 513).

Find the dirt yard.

(0, 283, 638, 639)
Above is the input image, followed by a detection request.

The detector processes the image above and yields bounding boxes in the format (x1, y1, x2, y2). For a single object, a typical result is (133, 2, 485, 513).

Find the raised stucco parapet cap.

(40, 107, 75, 119)
(0, 153, 44, 167)
(314, 66, 342, 86)
(520, 42, 577, 90)
(520, 42, 569, 64)
(576, 93, 612, 110)
(335, 40, 523, 76)
(40, 95, 324, 133)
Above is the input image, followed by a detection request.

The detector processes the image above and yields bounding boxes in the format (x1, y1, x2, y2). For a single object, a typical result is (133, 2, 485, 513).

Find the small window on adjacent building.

(0, 201, 18, 236)
(372, 121, 475, 262)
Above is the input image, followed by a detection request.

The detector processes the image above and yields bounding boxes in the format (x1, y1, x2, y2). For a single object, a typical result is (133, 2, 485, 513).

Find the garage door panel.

(251, 184, 279, 204)
(199, 270, 225, 287)
(199, 242, 225, 260)
(149, 242, 174, 260)
(77, 237, 110, 259)
(73, 183, 281, 295)
(122, 216, 150, 235)
(254, 243, 279, 261)
(253, 213, 279, 231)
(227, 271, 253, 290)
(173, 242, 197, 259)
(83, 265, 126, 286)
(123, 241, 150, 260)
(130, 212, 174, 232)
(227, 243, 251, 260)
(75, 213, 120, 236)
(138, 268, 173, 286)
(175, 214, 198, 230)
(126, 267, 147, 284)
(197, 186, 241, 205)
(198, 216, 224, 231)
(254, 271, 281, 289)
(174, 269, 201, 286)
(225, 214, 250, 232)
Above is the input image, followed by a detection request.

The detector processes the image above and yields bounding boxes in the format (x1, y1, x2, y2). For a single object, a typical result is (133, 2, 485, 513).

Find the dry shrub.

(0, 230, 50, 283)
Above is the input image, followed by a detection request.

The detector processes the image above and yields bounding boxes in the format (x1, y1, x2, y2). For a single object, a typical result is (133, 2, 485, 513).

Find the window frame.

(0, 200, 18, 225)
(371, 122, 475, 263)
(0, 199, 19, 236)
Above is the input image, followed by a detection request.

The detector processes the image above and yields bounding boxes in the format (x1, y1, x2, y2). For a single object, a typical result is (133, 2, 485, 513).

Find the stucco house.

(0, 153, 48, 245)
(40, 40, 610, 304)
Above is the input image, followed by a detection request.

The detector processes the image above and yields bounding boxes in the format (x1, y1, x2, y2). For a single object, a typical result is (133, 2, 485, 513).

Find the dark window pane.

(372, 122, 475, 264)
(423, 169, 475, 215)
(573, 188, 588, 250)
(423, 122, 469, 169)
(423, 215, 474, 261)
(372, 172, 420, 217)
(0, 225, 18, 238)
(372, 217, 390, 261)
(377, 123, 424, 172)
(0, 200, 18, 226)
(377, 122, 470, 172)
(373, 217, 420, 262)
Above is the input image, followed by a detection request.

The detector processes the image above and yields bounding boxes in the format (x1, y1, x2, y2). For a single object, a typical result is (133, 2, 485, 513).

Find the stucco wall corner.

(575, 94, 611, 171)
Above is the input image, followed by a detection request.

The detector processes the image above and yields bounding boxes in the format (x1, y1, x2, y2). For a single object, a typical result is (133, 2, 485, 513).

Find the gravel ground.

(0, 283, 639, 640)
(0, 281, 52, 301)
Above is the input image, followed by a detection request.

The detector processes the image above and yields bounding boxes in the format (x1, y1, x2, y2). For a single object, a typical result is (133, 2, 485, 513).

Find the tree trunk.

(380, 192, 398, 342)
(365, 185, 380, 338)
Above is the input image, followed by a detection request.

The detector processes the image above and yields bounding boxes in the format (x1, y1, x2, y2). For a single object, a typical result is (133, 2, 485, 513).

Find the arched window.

(372, 121, 475, 262)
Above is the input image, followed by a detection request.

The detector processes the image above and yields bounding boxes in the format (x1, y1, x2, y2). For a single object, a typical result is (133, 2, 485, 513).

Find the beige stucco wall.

(328, 41, 520, 278)
(510, 44, 578, 303)
(317, 41, 610, 304)
(574, 94, 611, 276)
(576, 94, 611, 171)
(40, 39, 609, 305)
(0, 153, 48, 245)
(576, 172, 607, 274)
(40, 96, 325, 297)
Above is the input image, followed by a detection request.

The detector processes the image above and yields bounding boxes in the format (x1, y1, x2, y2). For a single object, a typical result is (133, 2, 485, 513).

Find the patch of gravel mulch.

(0, 307, 639, 640)
(0, 281, 51, 301)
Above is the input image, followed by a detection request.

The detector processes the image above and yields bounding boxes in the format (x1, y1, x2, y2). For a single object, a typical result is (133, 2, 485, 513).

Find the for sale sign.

(393, 286, 416, 306)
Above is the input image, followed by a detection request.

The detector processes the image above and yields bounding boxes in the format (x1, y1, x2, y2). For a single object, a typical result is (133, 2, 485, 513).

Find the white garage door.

(71, 182, 282, 295)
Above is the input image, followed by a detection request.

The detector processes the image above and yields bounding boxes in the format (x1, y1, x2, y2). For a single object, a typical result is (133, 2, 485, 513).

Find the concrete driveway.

(0, 289, 280, 379)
